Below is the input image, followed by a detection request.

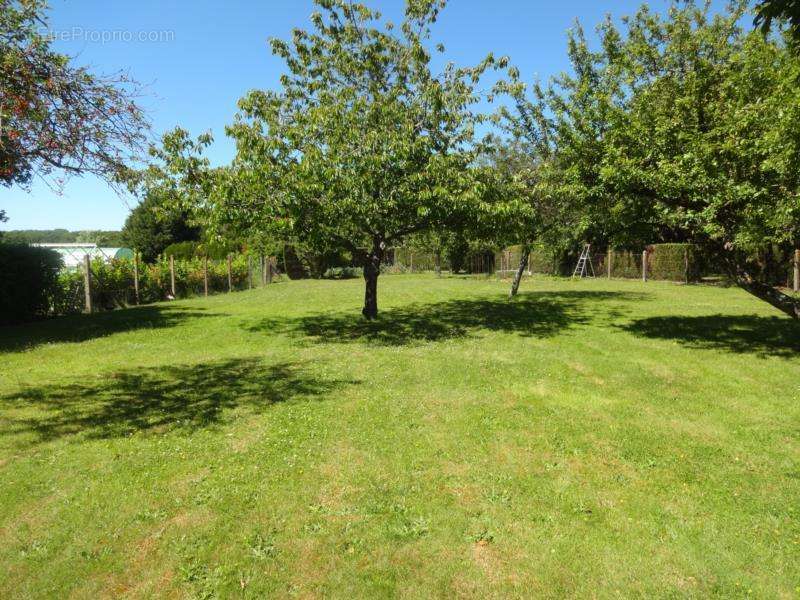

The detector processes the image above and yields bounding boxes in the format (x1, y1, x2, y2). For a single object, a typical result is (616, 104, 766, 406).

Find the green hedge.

(609, 251, 643, 279)
(494, 245, 562, 276)
(13, 254, 275, 320)
(393, 247, 438, 272)
(163, 241, 201, 260)
(605, 244, 700, 281)
(647, 243, 700, 281)
(0, 244, 63, 325)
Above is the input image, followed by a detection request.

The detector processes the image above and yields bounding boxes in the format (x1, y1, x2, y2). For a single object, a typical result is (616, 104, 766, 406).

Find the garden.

(2, 0, 800, 597)
(1, 275, 799, 597)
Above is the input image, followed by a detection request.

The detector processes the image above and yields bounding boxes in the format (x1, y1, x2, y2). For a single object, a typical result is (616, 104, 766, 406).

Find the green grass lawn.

(1, 274, 799, 598)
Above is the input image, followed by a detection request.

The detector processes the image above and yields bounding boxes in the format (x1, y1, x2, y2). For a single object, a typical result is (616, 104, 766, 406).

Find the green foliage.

(74, 230, 125, 247)
(1, 229, 74, 244)
(647, 244, 702, 282)
(280, 242, 350, 279)
(0, 244, 62, 324)
(443, 234, 470, 273)
(528, 247, 560, 275)
(154, 0, 514, 317)
(507, 0, 800, 315)
(0, 0, 147, 190)
(609, 251, 643, 280)
(164, 241, 201, 260)
(121, 192, 201, 263)
(36, 254, 262, 318)
(393, 247, 438, 273)
(323, 266, 362, 280)
(754, 0, 800, 39)
(0, 229, 124, 245)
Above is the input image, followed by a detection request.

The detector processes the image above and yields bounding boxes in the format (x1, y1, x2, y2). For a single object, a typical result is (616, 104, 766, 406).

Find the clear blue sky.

(1, 0, 735, 232)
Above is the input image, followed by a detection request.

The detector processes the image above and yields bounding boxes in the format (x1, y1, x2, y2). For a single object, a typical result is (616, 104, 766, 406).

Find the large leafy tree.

(121, 191, 200, 263)
(527, 1, 800, 317)
(754, 0, 800, 39)
(0, 0, 147, 202)
(210, 0, 503, 318)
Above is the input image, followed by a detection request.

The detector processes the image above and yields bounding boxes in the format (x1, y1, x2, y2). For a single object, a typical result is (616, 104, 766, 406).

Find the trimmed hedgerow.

(0, 244, 63, 325)
(609, 251, 643, 279)
(647, 243, 701, 282)
(606, 244, 700, 281)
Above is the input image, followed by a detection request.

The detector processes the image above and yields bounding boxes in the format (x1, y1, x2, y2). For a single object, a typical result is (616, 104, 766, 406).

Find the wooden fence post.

(133, 249, 140, 305)
(794, 249, 799, 293)
(83, 254, 93, 314)
(684, 246, 690, 285)
(227, 254, 233, 292)
(169, 255, 176, 298)
(642, 249, 648, 282)
(203, 256, 209, 297)
(248, 255, 253, 289)
(410, 252, 414, 273)
(260, 254, 266, 286)
(267, 256, 274, 284)
(607, 247, 612, 279)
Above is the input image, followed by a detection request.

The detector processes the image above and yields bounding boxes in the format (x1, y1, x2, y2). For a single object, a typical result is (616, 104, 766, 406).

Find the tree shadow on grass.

(0, 305, 223, 353)
(0, 358, 359, 446)
(621, 314, 800, 358)
(245, 291, 648, 346)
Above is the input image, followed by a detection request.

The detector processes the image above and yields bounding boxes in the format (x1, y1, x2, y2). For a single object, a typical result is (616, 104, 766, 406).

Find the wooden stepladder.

(572, 244, 596, 279)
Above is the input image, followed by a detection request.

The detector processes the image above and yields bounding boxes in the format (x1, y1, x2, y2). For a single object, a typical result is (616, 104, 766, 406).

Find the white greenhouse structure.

(32, 243, 134, 268)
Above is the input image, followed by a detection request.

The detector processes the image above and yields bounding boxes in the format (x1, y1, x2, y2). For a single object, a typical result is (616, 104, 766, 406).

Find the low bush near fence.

(647, 244, 701, 281)
(393, 247, 439, 272)
(496, 245, 559, 275)
(0, 244, 63, 325)
(324, 266, 363, 279)
(82, 256, 254, 312)
(1, 252, 277, 324)
(608, 251, 643, 279)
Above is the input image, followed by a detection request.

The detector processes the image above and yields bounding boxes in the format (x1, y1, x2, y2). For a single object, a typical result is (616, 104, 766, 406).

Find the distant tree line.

(1, 229, 126, 246)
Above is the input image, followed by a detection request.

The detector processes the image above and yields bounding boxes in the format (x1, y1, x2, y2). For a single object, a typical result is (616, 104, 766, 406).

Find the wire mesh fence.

(56, 253, 280, 316)
(48, 243, 800, 318)
(389, 243, 800, 291)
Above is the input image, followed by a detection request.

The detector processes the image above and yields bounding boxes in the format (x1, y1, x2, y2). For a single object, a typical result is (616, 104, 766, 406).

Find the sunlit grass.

(1, 274, 798, 598)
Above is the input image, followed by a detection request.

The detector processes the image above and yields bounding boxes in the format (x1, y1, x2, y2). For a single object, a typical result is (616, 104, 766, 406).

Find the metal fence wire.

(55, 244, 800, 317)
(389, 244, 800, 290)
(62, 253, 281, 316)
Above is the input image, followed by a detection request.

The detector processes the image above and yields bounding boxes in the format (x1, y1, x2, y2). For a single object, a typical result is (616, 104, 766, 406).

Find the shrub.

(0, 244, 63, 324)
(393, 247, 438, 272)
(464, 247, 494, 274)
(164, 241, 201, 260)
(609, 250, 643, 279)
(50, 269, 85, 316)
(647, 244, 701, 282)
(324, 266, 363, 279)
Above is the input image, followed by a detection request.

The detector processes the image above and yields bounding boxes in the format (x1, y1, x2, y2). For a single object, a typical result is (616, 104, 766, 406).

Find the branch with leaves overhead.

(0, 0, 149, 194)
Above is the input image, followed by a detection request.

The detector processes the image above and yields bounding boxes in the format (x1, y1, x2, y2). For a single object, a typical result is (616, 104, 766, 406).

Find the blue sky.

(1, 0, 734, 231)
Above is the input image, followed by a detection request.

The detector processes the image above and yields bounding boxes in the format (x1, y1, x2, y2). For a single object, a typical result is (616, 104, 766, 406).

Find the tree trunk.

(434, 249, 442, 278)
(509, 244, 531, 300)
(735, 277, 800, 318)
(362, 242, 383, 320)
(720, 251, 800, 319)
